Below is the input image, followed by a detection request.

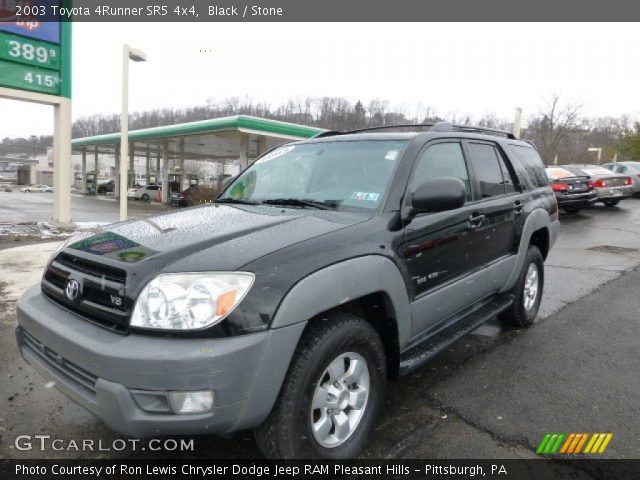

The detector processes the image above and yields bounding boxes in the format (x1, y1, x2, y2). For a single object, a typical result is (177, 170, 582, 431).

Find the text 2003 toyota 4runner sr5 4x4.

(16, 123, 559, 459)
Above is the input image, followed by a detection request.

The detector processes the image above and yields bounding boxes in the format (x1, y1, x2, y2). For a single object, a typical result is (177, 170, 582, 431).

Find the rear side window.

(508, 145, 548, 188)
(467, 142, 509, 198)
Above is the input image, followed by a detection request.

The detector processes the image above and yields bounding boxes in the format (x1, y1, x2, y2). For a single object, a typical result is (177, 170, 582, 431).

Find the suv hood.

(63, 204, 365, 273)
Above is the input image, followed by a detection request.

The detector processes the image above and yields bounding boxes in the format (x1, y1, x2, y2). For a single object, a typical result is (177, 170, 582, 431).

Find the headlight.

(130, 272, 254, 331)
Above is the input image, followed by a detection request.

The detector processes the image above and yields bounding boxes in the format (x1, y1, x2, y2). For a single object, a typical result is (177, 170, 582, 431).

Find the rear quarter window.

(507, 145, 549, 189)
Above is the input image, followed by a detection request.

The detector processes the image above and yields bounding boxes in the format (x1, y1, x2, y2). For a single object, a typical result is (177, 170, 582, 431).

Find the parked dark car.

(168, 185, 220, 207)
(563, 164, 633, 206)
(97, 179, 115, 195)
(16, 123, 558, 459)
(545, 167, 597, 214)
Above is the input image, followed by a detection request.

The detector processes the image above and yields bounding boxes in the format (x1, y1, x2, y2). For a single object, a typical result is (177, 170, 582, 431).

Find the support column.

(161, 141, 169, 203)
(129, 142, 134, 187)
(81, 148, 87, 194)
(179, 138, 185, 190)
(94, 146, 99, 195)
(52, 98, 72, 224)
(114, 146, 120, 199)
(156, 152, 160, 184)
(239, 134, 249, 171)
(257, 135, 268, 157)
(145, 147, 150, 185)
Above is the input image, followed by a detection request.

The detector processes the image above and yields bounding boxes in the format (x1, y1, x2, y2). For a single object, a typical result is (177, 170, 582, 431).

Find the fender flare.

(270, 255, 412, 348)
(502, 209, 553, 292)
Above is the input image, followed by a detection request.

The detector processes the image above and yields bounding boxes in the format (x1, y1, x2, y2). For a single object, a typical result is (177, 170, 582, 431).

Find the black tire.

(141, 193, 150, 201)
(254, 312, 386, 459)
(563, 205, 581, 214)
(498, 246, 544, 327)
(603, 199, 620, 207)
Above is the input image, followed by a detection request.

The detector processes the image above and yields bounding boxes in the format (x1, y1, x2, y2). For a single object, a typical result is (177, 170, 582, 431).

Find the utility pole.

(513, 107, 523, 138)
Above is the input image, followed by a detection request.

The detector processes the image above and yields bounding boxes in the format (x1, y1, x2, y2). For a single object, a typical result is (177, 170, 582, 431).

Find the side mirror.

(411, 177, 466, 214)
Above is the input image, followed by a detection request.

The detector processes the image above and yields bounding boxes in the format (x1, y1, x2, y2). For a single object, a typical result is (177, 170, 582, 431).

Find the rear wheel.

(498, 246, 544, 327)
(141, 193, 150, 201)
(603, 199, 620, 207)
(254, 312, 386, 459)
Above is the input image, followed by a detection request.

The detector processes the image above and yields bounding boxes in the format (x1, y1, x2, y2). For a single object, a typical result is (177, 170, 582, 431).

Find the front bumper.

(16, 285, 305, 437)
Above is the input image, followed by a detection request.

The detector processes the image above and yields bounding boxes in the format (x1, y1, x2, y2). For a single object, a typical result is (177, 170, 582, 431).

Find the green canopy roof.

(72, 115, 325, 148)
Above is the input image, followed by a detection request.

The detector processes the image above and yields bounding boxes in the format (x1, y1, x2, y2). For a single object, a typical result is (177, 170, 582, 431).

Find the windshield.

(219, 140, 407, 211)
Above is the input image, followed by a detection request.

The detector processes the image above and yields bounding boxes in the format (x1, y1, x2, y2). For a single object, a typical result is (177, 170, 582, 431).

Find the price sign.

(0, 1, 68, 97)
(0, 32, 60, 69)
(0, 59, 60, 95)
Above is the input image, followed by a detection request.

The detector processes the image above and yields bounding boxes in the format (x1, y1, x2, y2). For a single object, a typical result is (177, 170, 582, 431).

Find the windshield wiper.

(216, 198, 260, 205)
(261, 198, 333, 210)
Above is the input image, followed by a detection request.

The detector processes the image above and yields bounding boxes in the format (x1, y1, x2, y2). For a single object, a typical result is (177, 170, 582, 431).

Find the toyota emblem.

(65, 279, 79, 301)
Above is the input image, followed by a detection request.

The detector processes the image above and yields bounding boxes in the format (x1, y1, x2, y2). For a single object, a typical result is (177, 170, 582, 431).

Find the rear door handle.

(468, 214, 486, 229)
(514, 201, 524, 214)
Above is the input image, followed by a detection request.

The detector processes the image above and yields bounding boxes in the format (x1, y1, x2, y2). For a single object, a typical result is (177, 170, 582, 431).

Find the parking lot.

(0, 198, 639, 460)
(0, 190, 170, 225)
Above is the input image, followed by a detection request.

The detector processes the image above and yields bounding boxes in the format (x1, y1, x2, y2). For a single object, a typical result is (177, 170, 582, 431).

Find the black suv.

(16, 123, 559, 459)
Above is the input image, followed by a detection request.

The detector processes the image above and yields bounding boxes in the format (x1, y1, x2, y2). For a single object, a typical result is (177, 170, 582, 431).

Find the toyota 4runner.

(16, 122, 559, 459)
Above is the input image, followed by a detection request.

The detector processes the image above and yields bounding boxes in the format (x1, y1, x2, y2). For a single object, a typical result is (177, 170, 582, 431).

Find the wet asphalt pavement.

(1, 200, 640, 460)
(0, 191, 169, 224)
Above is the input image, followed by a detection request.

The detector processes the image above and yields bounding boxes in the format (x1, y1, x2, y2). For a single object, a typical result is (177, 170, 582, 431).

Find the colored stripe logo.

(536, 433, 613, 455)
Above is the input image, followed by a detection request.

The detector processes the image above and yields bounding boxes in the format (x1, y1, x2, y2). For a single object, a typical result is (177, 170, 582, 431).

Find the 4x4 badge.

(65, 279, 79, 301)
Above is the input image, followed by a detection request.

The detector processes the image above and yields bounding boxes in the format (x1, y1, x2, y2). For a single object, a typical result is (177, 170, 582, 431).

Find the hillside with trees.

(1, 94, 637, 165)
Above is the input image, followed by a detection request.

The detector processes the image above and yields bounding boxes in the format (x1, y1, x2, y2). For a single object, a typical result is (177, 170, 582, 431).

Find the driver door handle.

(468, 214, 486, 229)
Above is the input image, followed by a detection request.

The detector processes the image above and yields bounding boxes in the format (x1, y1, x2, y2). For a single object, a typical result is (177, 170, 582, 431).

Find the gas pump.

(168, 173, 182, 194)
(85, 171, 97, 194)
(187, 174, 199, 187)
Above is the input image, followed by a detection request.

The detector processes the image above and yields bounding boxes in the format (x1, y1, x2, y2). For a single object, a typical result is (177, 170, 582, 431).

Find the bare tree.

(526, 94, 583, 164)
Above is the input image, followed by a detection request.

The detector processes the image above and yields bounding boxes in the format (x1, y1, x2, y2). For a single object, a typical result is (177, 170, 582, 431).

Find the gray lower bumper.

(16, 285, 305, 437)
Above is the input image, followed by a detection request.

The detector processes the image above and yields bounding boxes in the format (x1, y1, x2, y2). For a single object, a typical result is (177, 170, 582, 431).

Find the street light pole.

(120, 44, 146, 221)
(587, 147, 602, 165)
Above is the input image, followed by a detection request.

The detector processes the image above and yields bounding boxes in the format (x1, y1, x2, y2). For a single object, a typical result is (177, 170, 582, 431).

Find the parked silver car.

(563, 164, 633, 207)
(20, 184, 53, 193)
(603, 162, 640, 197)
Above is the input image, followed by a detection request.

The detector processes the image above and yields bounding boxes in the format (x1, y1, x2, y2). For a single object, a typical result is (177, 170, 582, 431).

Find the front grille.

(19, 328, 98, 396)
(56, 252, 126, 284)
(41, 252, 130, 331)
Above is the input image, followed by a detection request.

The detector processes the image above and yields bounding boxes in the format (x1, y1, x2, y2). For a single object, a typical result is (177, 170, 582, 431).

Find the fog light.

(168, 390, 214, 414)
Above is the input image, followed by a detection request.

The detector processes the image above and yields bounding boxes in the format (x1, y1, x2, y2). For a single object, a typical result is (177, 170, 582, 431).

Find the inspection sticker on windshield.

(255, 145, 295, 164)
(352, 192, 379, 201)
(385, 150, 399, 161)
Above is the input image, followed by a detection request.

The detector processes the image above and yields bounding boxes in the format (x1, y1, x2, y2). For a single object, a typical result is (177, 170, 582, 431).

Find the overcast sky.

(1, 22, 639, 138)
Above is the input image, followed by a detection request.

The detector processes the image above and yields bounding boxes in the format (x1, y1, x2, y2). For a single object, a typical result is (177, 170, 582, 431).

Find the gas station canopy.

(70, 115, 326, 205)
(71, 115, 325, 160)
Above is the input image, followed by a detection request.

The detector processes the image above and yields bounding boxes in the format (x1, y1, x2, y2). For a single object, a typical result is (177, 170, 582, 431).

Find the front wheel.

(498, 246, 544, 327)
(254, 313, 386, 459)
(603, 199, 620, 207)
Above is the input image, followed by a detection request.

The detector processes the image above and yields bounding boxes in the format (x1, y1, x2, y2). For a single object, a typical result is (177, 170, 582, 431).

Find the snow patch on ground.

(0, 242, 63, 325)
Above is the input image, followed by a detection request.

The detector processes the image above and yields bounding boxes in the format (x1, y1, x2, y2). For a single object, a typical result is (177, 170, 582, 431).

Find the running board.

(398, 293, 514, 375)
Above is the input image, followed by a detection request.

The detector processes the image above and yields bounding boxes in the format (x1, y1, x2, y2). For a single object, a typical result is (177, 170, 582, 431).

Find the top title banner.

(0, 0, 639, 21)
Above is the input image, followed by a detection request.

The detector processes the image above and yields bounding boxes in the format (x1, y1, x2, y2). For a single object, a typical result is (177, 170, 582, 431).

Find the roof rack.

(314, 122, 517, 139)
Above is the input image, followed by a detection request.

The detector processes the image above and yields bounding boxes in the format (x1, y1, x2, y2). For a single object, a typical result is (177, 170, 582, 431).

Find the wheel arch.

(270, 255, 411, 377)
(502, 208, 553, 292)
